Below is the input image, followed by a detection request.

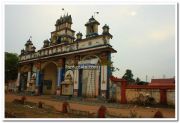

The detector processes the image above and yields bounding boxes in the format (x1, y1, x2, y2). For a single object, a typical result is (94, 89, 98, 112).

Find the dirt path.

(5, 93, 175, 118)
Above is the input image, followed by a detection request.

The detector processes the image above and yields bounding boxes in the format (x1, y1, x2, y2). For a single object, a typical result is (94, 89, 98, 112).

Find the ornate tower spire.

(85, 16, 100, 38)
(52, 13, 75, 45)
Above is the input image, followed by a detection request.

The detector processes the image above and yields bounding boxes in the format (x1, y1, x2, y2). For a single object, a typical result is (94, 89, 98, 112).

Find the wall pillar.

(73, 56, 80, 96)
(35, 62, 41, 95)
(100, 52, 109, 98)
(56, 67, 62, 95)
(27, 71, 31, 82)
(120, 80, 127, 104)
(73, 69, 79, 96)
(100, 65, 107, 98)
(27, 71, 31, 88)
(16, 72, 21, 92)
(160, 89, 167, 104)
(35, 70, 40, 95)
(95, 68, 100, 97)
(56, 59, 65, 96)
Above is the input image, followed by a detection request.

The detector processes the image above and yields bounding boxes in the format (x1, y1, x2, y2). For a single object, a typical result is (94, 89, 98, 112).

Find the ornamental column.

(35, 62, 41, 95)
(100, 52, 109, 98)
(73, 56, 80, 96)
(73, 69, 79, 96)
(56, 59, 65, 95)
(27, 71, 31, 89)
(16, 71, 21, 92)
(27, 71, 31, 82)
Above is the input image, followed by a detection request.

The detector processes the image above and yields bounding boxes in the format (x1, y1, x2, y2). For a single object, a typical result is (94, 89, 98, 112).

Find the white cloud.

(148, 26, 174, 41)
(130, 11, 137, 16)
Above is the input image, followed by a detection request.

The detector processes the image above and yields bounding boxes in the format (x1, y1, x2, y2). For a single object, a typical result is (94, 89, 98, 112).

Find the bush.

(134, 94, 156, 106)
(154, 111, 163, 118)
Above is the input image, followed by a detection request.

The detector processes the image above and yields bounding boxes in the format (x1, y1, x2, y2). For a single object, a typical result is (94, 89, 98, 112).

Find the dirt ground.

(5, 93, 175, 118)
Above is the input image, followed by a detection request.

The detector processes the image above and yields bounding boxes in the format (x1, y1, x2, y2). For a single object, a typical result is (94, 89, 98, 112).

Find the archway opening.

(42, 62, 57, 95)
(79, 55, 101, 98)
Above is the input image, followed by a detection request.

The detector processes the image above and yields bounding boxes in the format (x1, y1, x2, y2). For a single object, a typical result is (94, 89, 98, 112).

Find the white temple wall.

(78, 38, 104, 49)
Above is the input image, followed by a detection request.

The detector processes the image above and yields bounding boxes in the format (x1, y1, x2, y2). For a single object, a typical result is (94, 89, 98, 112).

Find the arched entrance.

(42, 62, 57, 95)
(19, 65, 31, 91)
(79, 55, 101, 97)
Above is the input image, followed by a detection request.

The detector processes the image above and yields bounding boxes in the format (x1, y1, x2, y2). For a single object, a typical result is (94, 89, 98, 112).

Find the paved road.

(5, 93, 175, 118)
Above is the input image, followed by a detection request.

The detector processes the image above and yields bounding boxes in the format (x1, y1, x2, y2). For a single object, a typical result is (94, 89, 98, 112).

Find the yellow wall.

(167, 89, 175, 105)
(125, 89, 161, 103)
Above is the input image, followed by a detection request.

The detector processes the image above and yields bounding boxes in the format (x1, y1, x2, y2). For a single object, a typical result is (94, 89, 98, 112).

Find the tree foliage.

(122, 69, 135, 84)
(122, 69, 148, 85)
(136, 77, 141, 83)
(5, 52, 19, 82)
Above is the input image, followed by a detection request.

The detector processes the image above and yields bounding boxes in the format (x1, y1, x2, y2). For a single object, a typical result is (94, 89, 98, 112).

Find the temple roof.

(103, 24, 109, 29)
(55, 14, 72, 26)
(25, 39, 33, 46)
(85, 16, 100, 26)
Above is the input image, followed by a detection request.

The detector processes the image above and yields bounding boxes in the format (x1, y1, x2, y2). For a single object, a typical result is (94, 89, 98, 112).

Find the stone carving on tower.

(51, 14, 75, 44)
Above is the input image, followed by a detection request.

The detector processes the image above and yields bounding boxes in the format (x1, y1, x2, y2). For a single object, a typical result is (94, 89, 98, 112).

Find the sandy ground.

(5, 93, 175, 118)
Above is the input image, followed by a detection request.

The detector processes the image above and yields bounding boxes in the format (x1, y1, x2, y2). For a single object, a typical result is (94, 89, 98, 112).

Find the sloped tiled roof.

(149, 78, 175, 86)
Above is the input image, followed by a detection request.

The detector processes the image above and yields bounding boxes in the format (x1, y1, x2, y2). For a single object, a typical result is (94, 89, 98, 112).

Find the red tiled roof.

(149, 78, 175, 86)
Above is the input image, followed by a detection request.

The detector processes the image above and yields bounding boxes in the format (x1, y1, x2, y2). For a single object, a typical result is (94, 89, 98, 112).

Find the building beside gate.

(17, 14, 116, 98)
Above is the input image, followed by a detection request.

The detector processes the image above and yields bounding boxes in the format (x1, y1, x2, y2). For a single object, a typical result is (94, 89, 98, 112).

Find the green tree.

(122, 69, 135, 84)
(136, 77, 141, 83)
(5, 52, 19, 83)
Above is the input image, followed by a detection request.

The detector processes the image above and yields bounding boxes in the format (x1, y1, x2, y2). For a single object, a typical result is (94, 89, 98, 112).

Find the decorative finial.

(29, 36, 32, 41)
(62, 8, 68, 15)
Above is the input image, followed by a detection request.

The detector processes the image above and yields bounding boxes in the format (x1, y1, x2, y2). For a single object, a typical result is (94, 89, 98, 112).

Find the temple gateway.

(17, 14, 117, 98)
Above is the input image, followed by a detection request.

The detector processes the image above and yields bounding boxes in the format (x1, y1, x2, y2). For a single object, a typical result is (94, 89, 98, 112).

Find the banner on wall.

(66, 58, 100, 69)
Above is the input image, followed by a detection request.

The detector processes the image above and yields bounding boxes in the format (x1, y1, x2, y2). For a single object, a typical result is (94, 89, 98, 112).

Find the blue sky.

(5, 5, 176, 81)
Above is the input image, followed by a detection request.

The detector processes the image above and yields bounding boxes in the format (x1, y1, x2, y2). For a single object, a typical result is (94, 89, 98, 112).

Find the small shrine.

(61, 73, 73, 96)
